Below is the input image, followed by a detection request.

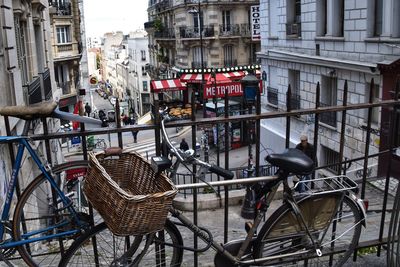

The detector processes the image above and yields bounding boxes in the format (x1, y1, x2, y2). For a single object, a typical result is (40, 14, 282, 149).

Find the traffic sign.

(89, 76, 98, 85)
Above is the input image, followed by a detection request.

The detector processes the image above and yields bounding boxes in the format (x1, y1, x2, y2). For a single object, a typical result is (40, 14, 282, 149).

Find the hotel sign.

(251, 5, 261, 41)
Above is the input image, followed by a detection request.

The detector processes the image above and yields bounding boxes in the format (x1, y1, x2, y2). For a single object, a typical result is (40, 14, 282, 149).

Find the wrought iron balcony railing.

(286, 23, 301, 36)
(179, 26, 214, 39)
(290, 93, 301, 110)
(223, 59, 237, 67)
(219, 24, 241, 37)
(154, 28, 175, 39)
(50, 1, 72, 16)
(24, 76, 42, 104)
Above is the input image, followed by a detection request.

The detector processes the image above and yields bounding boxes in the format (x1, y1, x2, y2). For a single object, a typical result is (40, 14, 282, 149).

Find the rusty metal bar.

(255, 78, 261, 177)
(191, 86, 199, 266)
(338, 81, 348, 175)
(382, 79, 400, 258)
(312, 82, 320, 181)
(224, 88, 230, 244)
(115, 99, 123, 148)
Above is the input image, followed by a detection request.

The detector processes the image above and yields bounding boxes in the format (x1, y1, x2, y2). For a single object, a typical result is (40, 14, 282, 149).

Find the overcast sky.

(83, 0, 148, 37)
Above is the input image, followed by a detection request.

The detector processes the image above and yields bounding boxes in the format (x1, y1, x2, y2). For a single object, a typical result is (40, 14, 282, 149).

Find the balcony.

(267, 86, 278, 106)
(179, 26, 214, 39)
(154, 28, 175, 39)
(240, 24, 251, 37)
(286, 23, 301, 37)
(49, 1, 72, 16)
(58, 81, 73, 95)
(40, 68, 52, 101)
(24, 76, 42, 104)
(144, 21, 154, 30)
(219, 24, 241, 37)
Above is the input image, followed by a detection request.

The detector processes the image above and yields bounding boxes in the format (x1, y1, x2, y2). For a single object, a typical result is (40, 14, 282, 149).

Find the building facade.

(49, 0, 83, 112)
(258, 0, 400, 178)
(127, 31, 151, 116)
(145, 0, 261, 79)
(0, 0, 62, 203)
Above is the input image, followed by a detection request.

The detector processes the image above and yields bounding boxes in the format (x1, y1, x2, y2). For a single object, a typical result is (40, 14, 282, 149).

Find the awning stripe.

(151, 79, 186, 92)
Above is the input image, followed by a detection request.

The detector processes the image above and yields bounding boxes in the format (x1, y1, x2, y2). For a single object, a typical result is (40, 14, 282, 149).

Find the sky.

(83, 0, 148, 38)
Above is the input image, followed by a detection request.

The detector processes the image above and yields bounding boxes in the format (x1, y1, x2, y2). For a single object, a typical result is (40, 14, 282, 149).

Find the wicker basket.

(84, 151, 177, 236)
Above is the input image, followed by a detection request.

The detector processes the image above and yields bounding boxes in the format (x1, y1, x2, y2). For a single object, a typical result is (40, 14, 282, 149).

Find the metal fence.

(4, 78, 400, 266)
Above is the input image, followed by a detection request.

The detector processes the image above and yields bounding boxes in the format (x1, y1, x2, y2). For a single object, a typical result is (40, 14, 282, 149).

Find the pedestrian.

(84, 102, 92, 117)
(122, 113, 129, 125)
(179, 138, 189, 152)
(130, 116, 139, 143)
(295, 134, 315, 193)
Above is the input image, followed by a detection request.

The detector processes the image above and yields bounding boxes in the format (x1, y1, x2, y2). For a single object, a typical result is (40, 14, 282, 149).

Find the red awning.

(179, 73, 211, 83)
(151, 79, 186, 92)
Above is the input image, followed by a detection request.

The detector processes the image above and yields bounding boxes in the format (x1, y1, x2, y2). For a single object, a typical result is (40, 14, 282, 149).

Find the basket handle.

(104, 147, 123, 157)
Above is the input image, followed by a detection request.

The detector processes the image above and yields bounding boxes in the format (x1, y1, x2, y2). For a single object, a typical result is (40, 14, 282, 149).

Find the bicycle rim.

(254, 194, 362, 266)
(12, 161, 98, 267)
(60, 220, 183, 267)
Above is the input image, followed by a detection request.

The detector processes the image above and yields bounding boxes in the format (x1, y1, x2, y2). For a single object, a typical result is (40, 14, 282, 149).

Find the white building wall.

(259, 0, 397, 177)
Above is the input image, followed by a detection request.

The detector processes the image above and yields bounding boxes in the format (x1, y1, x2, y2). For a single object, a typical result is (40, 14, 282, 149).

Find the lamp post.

(241, 70, 259, 176)
(189, 2, 205, 117)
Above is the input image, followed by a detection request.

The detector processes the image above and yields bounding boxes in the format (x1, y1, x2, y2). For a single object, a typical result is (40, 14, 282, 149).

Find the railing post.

(224, 85, 230, 244)
(312, 82, 320, 181)
(285, 84, 292, 148)
(383, 78, 400, 258)
(338, 80, 348, 175)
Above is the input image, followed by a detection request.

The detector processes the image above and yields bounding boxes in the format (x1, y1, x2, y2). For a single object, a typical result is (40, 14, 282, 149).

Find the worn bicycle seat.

(0, 100, 57, 120)
(266, 148, 314, 175)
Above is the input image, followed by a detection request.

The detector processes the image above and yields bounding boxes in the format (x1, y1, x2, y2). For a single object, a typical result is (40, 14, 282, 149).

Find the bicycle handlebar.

(159, 108, 234, 180)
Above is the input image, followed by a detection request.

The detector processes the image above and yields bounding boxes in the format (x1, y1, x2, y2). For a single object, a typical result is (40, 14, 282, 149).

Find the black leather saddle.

(266, 148, 314, 175)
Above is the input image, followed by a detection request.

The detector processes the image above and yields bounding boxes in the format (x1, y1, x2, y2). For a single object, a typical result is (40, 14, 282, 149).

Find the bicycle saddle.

(266, 148, 314, 175)
(0, 100, 57, 120)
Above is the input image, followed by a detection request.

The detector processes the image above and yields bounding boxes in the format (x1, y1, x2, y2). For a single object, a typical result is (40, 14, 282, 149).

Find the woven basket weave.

(84, 151, 177, 236)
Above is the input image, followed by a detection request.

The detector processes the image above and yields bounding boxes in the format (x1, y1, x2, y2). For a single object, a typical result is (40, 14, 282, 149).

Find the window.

(288, 70, 300, 109)
(141, 50, 146, 61)
(14, 17, 28, 87)
(364, 82, 380, 125)
(222, 10, 231, 32)
(316, 0, 344, 37)
(192, 46, 206, 68)
(141, 66, 147, 76)
(320, 75, 337, 127)
(143, 81, 148, 91)
(286, 0, 301, 36)
(193, 11, 204, 34)
(321, 146, 340, 175)
(223, 45, 234, 67)
(56, 26, 71, 44)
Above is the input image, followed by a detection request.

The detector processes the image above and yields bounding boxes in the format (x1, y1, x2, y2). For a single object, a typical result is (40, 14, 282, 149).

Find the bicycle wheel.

(12, 161, 102, 267)
(59, 219, 184, 267)
(254, 194, 362, 266)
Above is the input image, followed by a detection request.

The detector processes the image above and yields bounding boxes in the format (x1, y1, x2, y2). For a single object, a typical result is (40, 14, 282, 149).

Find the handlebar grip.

(209, 165, 234, 180)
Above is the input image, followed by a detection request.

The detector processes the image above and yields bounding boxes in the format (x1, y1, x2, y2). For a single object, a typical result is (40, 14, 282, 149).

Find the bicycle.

(0, 101, 104, 266)
(60, 108, 367, 267)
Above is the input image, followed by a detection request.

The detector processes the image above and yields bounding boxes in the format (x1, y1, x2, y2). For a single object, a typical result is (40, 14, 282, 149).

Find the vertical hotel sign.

(251, 5, 261, 41)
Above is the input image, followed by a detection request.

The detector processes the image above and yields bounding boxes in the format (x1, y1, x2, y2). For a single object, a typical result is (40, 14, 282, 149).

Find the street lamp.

(188, 2, 205, 117)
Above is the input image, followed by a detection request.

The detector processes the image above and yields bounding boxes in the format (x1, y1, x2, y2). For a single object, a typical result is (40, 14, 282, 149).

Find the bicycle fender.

(348, 194, 367, 227)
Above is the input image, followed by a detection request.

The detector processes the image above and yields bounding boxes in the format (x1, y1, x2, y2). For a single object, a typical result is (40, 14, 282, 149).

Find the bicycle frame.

(0, 136, 84, 248)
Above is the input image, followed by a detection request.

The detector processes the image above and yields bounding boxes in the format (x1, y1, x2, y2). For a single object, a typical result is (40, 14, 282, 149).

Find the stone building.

(145, 0, 261, 79)
(258, 0, 400, 178)
(49, 0, 83, 113)
(0, 0, 61, 202)
(127, 30, 151, 116)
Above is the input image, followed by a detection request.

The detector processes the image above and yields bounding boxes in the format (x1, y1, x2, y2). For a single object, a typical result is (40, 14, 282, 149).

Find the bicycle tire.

(12, 160, 100, 267)
(59, 219, 184, 267)
(253, 194, 362, 266)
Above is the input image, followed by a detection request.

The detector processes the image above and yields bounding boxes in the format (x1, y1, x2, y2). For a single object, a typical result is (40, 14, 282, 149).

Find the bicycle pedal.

(244, 221, 253, 233)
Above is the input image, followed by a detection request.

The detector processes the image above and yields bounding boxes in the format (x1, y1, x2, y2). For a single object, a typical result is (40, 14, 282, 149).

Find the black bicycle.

(59, 109, 366, 266)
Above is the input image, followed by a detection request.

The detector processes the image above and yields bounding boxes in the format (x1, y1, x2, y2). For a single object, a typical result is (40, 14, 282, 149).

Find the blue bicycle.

(0, 101, 103, 266)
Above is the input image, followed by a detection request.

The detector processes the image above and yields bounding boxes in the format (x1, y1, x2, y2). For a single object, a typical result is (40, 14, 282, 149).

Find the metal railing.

(179, 26, 215, 38)
(2, 78, 400, 265)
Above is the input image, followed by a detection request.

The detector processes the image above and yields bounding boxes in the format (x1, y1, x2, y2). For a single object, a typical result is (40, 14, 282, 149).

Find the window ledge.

(315, 36, 345, 42)
(286, 35, 302, 40)
(364, 37, 400, 43)
(319, 122, 337, 131)
(268, 36, 279, 40)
